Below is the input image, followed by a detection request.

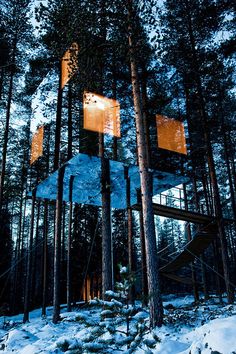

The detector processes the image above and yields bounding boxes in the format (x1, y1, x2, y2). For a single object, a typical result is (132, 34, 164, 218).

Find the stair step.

(160, 232, 216, 273)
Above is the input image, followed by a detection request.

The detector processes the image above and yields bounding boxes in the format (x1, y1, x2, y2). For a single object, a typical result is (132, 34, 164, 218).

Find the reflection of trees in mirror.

(156, 115, 187, 155)
(83, 92, 120, 137)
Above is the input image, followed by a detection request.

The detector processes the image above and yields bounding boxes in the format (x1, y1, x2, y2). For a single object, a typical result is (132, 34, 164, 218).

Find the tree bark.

(53, 165, 65, 324)
(42, 201, 48, 317)
(125, 167, 135, 303)
(186, 223, 199, 302)
(141, 64, 151, 168)
(139, 196, 149, 306)
(112, 56, 118, 160)
(127, 0, 163, 327)
(212, 240, 223, 304)
(11, 161, 26, 313)
(53, 64, 63, 171)
(23, 189, 36, 323)
(32, 201, 41, 305)
(67, 176, 74, 312)
(67, 83, 73, 161)
(0, 60, 15, 212)
(100, 140, 113, 296)
(0, 68, 4, 101)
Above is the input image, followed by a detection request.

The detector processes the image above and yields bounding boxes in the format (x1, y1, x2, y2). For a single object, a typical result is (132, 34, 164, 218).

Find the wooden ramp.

(160, 227, 217, 274)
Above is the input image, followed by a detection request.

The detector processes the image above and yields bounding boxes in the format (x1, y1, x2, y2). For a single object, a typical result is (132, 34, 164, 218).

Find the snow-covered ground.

(0, 295, 236, 353)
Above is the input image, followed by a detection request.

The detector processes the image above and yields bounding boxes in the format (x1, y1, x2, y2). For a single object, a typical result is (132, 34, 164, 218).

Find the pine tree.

(0, 0, 33, 212)
(125, 0, 163, 327)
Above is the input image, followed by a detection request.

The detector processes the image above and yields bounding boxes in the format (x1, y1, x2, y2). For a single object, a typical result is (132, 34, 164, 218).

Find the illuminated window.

(30, 125, 44, 165)
(83, 92, 121, 137)
(61, 42, 79, 89)
(156, 115, 187, 155)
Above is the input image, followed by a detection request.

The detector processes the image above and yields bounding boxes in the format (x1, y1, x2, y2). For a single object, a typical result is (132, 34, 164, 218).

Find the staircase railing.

(155, 186, 210, 216)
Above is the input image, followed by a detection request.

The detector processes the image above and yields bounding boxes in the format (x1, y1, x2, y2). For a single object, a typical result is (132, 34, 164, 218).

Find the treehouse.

(31, 94, 190, 207)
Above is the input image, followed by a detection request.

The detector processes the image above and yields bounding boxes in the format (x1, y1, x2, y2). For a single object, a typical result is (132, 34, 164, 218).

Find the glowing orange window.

(30, 126, 44, 165)
(61, 42, 79, 89)
(156, 115, 187, 155)
(83, 92, 121, 137)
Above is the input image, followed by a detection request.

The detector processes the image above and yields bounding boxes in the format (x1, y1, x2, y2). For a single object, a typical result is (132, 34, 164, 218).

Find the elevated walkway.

(133, 203, 216, 224)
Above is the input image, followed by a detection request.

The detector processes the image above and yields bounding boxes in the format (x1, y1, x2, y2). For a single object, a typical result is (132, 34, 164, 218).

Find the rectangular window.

(156, 115, 187, 155)
(30, 125, 44, 164)
(61, 42, 79, 89)
(83, 92, 121, 137)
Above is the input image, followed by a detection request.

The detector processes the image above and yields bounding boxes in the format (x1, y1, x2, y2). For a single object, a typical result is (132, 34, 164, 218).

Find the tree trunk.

(201, 172, 211, 215)
(53, 64, 63, 171)
(139, 198, 149, 306)
(67, 176, 74, 312)
(0, 68, 4, 101)
(127, 0, 163, 327)
(42, 128, 50, 316)
(229, 149, 236, 193)
(100, 134, 113, 296)
(125, 167, 135, 303)
(42, 201, 48, 317)
(61, 203, 66, 263)
(23, 189, 36, 323)
(67, 83, 73, 161)
(11, 161, 26, 313)
(32, 201, 41, 305)
(0, 61, 15, 212)
(186, 223, 199, 302)
(212, 240, 223, 303)
(141, 64, 151, 168)
(112, 56, 118, 160)
(53, 166, 65, 323)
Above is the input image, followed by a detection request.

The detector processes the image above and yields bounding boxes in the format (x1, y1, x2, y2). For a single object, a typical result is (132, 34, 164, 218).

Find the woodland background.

(0, 0, 235, 328)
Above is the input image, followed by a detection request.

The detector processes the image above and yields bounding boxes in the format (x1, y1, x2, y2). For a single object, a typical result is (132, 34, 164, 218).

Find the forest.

(0, 0, 236, 352)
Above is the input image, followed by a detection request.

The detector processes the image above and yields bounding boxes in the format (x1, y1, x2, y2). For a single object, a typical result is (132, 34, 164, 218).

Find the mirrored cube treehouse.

(30, 91, 189, 207)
